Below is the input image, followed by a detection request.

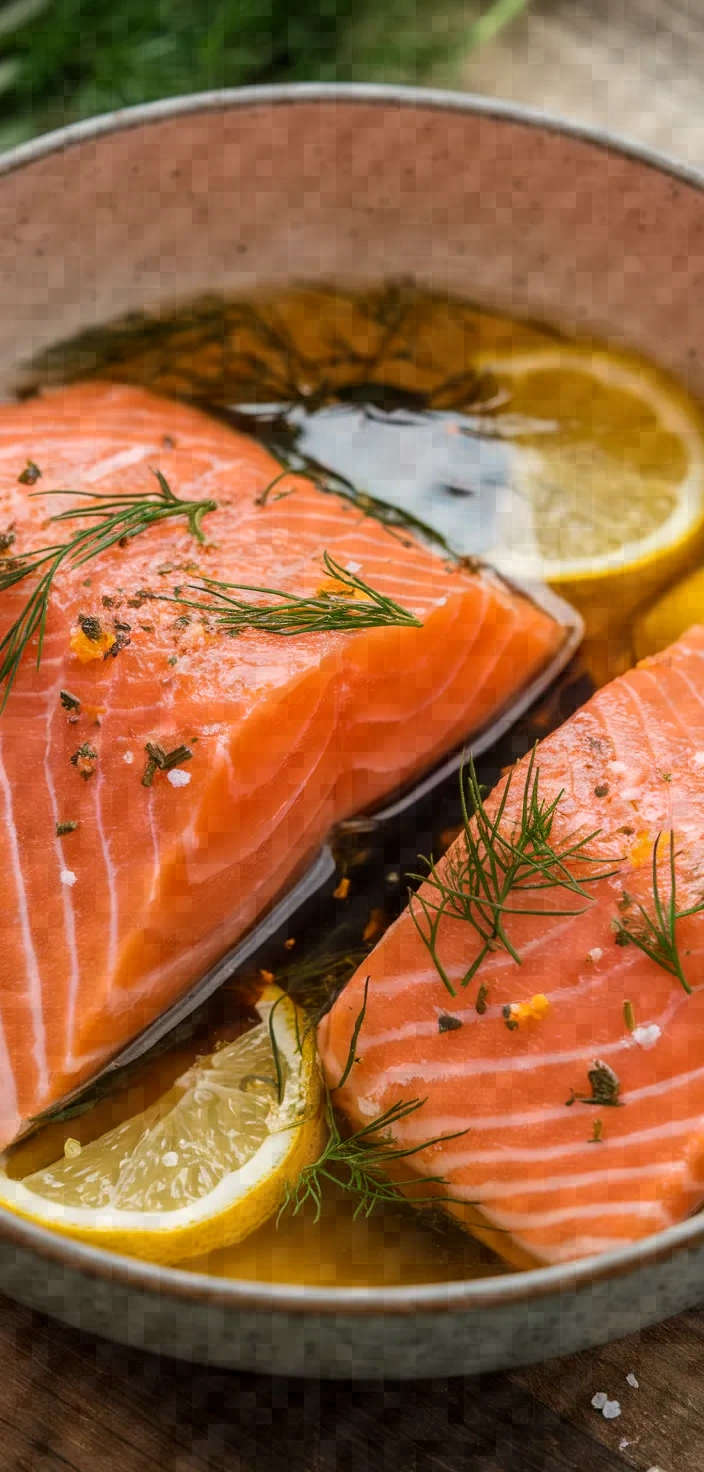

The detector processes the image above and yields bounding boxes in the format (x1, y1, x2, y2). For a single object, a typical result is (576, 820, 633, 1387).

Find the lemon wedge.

(633, 567, 704, 660)
(476, 345, 704, 634)
(0, 986, 324, 1265)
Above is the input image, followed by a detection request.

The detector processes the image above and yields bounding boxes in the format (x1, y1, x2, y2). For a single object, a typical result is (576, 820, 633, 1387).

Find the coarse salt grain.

(632, 1024, 661, 1050)
(587, 948, 603, 963)
(123, 751, 134, 765)
(60, 869, 77, 887)
(162, 1151, 179, 1168)
(602, 1400, 621, 1420)
(591, 1392, 607, 1410)
(626, 1372, 639, 1388)
(345, 561, 361, 573)
(167, 768, 191, 788)
(619, 1440, 631, 1451)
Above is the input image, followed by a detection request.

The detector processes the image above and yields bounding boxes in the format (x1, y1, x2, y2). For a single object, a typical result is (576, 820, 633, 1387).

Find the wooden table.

(7, 4, 704, 1468)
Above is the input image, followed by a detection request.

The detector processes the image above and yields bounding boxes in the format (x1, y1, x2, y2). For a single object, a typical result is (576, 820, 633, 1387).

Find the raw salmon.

(320, 627, 704, 1265)
(0, 382, 565, 1146)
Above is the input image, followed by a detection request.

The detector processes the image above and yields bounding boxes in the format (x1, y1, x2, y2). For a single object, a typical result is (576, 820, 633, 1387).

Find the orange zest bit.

(629, 830, 652, 869)
(509, 993, 552, 1027)
(363, 907, 387, 943)
(70, 626, 116, 663)
(316, 577, 370, 602)
(333, 876, 351, 900)
(259, 969, 275, 984)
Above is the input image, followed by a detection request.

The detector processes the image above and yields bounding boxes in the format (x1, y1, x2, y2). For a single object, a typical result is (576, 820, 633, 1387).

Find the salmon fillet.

(320, 627, 704, 1266)
(0, 381, 564, 1145)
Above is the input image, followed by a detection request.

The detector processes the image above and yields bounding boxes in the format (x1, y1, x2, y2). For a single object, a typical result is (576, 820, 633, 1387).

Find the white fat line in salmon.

(480, 1199, 671, 1231)
(45, 669, 82, 1071)
(435, 1112, 704, 1167)
(452, 1162, 680, 1199)
(351, 960, 690, 1058)
(0, 737, 48, 1095)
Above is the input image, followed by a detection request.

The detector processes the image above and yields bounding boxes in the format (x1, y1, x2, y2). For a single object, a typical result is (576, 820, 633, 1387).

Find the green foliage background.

(0, 0, 530, 147)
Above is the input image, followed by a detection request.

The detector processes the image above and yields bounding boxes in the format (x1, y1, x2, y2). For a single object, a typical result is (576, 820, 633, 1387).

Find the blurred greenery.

(0, 0, 530, 148)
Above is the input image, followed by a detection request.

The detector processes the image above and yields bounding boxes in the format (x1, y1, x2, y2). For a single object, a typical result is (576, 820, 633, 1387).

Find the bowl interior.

(2, 86, 704, 1311)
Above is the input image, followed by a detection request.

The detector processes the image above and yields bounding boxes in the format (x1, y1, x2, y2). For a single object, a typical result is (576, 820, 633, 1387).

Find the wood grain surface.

(4, 4, 702, 1469)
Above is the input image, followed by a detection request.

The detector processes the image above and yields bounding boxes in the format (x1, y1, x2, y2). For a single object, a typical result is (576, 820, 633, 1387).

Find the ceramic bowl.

(2, 84, 704, 1379)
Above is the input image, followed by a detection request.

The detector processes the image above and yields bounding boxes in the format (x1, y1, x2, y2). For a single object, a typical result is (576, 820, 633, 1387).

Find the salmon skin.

(0, 381, 566, 1147)
(320, 627, 704, 1266)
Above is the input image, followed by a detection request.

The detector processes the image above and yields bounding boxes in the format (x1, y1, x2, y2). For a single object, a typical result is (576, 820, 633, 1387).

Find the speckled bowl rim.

(3, 82, 704, 1317)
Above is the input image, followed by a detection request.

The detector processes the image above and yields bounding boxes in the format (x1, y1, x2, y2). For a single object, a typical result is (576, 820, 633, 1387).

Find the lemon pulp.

(472, 345, 704, 634)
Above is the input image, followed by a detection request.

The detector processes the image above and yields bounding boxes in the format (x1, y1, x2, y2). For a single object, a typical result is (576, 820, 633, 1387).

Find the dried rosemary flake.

(623, 1000, 635, 1033)
(78, 614, 104, 642)
(142, 741, 193, 785)
(56, 820, 78, 836)
(502, 1004, 519, 1032)
(438, 1014, 463, 1033)
(0, 531, 15, 553)
(70, 743, 98, 780)
(475, 981, 489, 1015)
(572, 1058, 623, 1108)
(18, 460, 41, 486)
(59, 689, 81, 713)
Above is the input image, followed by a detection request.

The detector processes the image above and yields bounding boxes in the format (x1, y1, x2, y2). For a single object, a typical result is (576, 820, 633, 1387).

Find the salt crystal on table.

(591, 1392, 608, 1410)
(626, 1372, 639, 1388)
(60, 869, 77, 887)
(619, 1439, 631, 1451)
(602, 1400, 621, 1419)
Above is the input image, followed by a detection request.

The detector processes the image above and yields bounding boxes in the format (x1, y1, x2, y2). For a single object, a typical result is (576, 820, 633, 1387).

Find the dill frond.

(613, 830, 704, 994)
(164, 551, 423, 637)
(408, 748, 620, 997)
(0, 470, 216, 708)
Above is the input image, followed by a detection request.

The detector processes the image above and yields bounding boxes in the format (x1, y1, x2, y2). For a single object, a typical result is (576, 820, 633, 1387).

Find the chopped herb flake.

(594, 784, 609, 798)
(502, 1004, 519, 1032)
(70, 743, 97, 780)
(623, 1000, 635, 1033)
(438, 1014, 463, 1033)
(589, 1118, 604, 1143)
(142, 740, 193, 786)
(475, 981, 489, 1015)
(0, 531, 15, 553)
(78, 614, 103, 642)
(571, 1058, 623, 1108)
(59, 689, 81, 713)
(18, 461, 41, 485)
(56, 820, 78, 836)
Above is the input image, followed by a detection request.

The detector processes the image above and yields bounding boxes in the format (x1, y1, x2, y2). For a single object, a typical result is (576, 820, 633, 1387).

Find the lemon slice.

(0, 986, 324, 1265)
(475, 345, 704, 633)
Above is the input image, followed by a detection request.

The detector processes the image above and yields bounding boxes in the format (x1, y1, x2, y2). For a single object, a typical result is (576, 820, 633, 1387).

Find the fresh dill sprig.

(408, 748, 619, 997)
(280, 980, 469, 1223)
(0, 470, 216, 708)
(613, 830, 704, 994)
(165, 551, 423, 637)
(282, 1092, 464, 1223)
(275, 941, 369, 1024)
